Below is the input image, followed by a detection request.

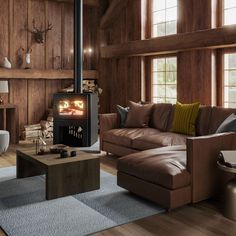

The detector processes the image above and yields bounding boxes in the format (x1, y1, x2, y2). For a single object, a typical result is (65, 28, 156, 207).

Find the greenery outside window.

(152, 0, 177, 37)
(151, 57, 177, 104)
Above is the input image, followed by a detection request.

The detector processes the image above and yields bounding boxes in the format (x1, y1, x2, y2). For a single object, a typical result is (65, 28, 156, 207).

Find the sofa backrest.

(150, 103, 173, 131)
(208, 107, 236, 134)
(151, 103, 236, 136)
(195, 106, 212, 136)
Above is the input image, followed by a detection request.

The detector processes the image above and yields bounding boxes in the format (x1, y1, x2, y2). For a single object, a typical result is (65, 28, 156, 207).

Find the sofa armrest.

(187, 132, 236, 203)
(99, 113, 119, 150)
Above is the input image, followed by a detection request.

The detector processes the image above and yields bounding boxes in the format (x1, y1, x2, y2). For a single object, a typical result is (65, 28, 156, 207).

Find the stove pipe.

(74, 0, 83, 94)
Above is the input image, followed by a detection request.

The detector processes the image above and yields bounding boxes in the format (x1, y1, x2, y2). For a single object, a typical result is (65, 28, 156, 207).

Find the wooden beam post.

(100, 25, 236, 58)
(100, 0, 128, 29)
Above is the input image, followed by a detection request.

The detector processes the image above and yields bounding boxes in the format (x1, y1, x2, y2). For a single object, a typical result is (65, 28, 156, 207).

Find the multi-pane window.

(152, 57, 177, 104)
(224, 0, 236, 25)
(224, 53, 236, 108)
(152, 0, 177, 37)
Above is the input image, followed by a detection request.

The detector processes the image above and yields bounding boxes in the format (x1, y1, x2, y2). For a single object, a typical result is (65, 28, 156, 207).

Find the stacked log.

(22, 109, 54, 140)
(22, 124, 42, 140)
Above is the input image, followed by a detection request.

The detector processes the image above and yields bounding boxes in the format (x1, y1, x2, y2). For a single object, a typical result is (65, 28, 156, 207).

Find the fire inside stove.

(58, 100, 85, 116)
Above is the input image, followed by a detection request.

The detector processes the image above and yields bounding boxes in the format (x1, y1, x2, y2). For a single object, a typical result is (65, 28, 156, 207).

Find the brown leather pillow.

(125, 101, 153, 128)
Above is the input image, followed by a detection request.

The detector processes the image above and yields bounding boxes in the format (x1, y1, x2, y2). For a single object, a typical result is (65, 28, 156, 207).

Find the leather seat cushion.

(118, 146, 190, 190)
(132, 132, 188, 150)
(102, 128, 160, 147)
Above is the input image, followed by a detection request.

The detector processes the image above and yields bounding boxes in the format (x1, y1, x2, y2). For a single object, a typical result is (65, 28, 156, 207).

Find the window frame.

(222, 50, 236, 108)
(150, 54, 177, 104)
(150, 0, 178, 38)
(222, 0, 236, 26)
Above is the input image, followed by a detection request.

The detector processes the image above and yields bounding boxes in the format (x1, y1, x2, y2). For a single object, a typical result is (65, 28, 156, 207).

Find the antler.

(26, 20, 53, 33)
(25, 20, 53, 44)
(41, 22, 53, 33)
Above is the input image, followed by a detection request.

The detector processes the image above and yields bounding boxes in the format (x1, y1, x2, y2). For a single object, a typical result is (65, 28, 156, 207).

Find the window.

(223, 53, 236, 108)
(152, 0, 177, 37)
(224, 0, 236, 25)
(151, 57, 177, 104)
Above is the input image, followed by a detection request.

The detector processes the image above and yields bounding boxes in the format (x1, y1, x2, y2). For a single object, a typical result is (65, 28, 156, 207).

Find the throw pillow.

(216, 113, 236, 133)
(116, 105, 129, 128)
(125, 101, 153, 128)
(171, 101, 200, 136)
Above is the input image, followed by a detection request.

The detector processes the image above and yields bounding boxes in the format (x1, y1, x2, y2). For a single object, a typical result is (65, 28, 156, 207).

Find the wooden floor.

(0, 142, 236, 236)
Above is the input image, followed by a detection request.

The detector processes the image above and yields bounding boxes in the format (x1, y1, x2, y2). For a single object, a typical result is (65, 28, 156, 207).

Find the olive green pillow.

(171, 101, 200, 136)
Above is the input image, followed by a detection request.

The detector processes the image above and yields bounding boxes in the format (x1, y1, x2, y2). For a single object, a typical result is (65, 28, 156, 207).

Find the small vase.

(3, 57, 11, 69)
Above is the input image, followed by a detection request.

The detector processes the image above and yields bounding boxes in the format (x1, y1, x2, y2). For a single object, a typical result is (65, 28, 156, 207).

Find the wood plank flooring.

(0, 142, 236, 236)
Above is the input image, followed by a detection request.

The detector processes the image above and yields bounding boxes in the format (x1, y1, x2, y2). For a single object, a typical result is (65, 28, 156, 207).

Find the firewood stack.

(22, 109, 54, 140)
(41, 109, 54, 139)
(22, 123, 42, 140)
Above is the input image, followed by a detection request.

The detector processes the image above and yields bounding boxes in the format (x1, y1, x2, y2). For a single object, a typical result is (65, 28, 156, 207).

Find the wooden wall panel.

(83, 6, 99, 70)
(28, 80, 46, 124)
(46, 1, 62, 69)
(62, 3, 74, 69)
(177, 51, 213, 105)
(177, 0, 216, 105)
(0, 0, 9, 60)
(178, 0, 212, 33)
(99, 59, 111, 112)
(99, 0, 142, 112)
(30, 0, 46, 69)
(45, 80, 62, 109)
(12, 0, 28, 68)
(9, 79, 28, 132)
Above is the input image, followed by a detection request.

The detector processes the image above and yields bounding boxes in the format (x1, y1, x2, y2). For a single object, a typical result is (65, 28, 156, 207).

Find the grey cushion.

(116, 105, 129, 128)
(216, 113, 236, 133)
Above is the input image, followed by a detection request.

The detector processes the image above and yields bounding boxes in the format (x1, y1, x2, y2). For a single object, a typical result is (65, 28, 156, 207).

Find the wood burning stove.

(53, 93, 98, 147)
(53, 1, 98, 147)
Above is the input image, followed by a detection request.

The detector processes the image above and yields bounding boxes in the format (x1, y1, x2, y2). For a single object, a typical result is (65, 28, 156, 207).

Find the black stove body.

(53, 93, 98, 147)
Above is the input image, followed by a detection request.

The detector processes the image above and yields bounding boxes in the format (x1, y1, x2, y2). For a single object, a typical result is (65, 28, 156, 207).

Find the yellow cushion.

(171, 101, 200, 136)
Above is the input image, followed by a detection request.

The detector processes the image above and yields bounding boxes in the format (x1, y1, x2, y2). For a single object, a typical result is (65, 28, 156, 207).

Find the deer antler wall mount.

(26, 20, 53, 44)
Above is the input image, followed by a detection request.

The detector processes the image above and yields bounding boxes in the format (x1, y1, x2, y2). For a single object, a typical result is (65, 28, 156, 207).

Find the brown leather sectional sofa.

(99, 104, 236, 209)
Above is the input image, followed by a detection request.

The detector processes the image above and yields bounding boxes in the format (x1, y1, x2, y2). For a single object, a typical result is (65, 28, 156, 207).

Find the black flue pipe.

(74, 0, 83, 93)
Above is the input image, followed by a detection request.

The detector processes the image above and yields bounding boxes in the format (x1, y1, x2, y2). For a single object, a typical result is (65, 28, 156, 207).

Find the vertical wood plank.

(0, 0, 9, 64)
(177, 0, 216, 105)
(28, 80, 46, 124)
(8, 0, 14, 65)
(9, 79, 28, 133)
(30, 0, 46, 69)
(12, 0, 28, 68)
(178, 50, 213, 105)
(62, 3, 74, 69)
(45, 80, 62, 109)
(46, 1, 62, 70)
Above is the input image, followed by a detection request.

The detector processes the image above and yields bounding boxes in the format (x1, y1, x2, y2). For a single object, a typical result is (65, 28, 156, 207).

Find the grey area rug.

(79, 139, 100, 153)
(0, 167, 164, 236)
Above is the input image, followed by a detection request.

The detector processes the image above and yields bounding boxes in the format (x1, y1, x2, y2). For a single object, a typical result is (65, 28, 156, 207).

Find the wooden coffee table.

(16, 148, 100, 200)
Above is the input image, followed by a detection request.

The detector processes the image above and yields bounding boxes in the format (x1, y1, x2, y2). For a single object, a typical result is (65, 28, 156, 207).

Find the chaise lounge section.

(100, 104, 236, 209)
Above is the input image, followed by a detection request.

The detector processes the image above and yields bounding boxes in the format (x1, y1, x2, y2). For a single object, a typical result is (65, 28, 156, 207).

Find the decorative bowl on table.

(49, 144, 69, 154)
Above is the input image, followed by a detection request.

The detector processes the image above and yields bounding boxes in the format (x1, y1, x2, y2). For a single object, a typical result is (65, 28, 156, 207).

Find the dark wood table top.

(16, 147, 99, 167)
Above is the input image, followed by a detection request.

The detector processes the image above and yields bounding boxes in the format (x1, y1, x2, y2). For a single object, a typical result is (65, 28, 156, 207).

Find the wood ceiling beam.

(100, 25, 236, 58)
(100, 0, 128, 29)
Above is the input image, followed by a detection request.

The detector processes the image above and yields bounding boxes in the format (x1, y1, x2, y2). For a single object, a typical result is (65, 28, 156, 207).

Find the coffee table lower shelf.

(16, 149, 100, 200)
